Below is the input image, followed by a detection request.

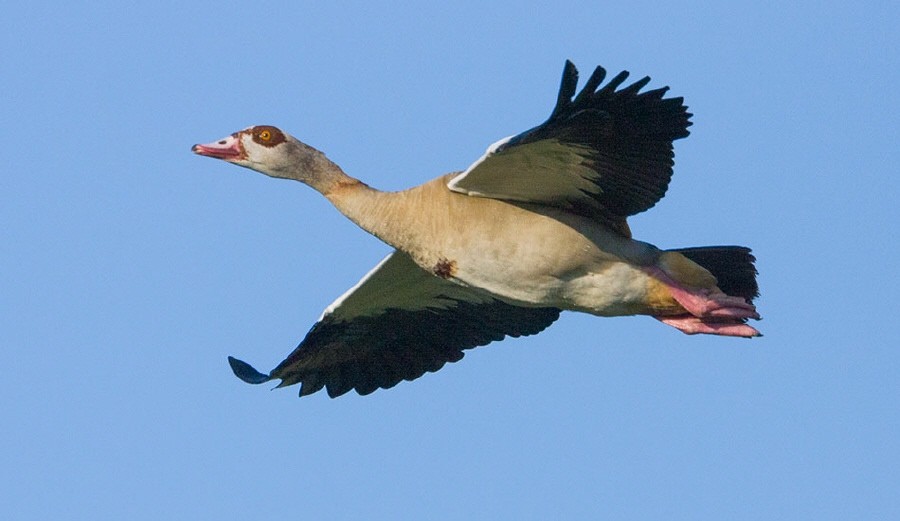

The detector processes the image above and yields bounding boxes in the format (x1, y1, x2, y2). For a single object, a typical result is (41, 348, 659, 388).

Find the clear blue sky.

(3, 1, 898, 519)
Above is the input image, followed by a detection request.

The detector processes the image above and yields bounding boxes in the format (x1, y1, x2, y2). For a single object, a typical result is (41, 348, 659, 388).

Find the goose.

(193, 61, 760, 399)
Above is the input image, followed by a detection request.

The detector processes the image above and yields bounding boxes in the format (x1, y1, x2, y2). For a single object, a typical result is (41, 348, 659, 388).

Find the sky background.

(2, 1, 898, 519)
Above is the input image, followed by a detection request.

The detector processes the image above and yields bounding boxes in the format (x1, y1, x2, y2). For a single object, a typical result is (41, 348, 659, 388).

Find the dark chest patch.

(433, 258, 458, 279)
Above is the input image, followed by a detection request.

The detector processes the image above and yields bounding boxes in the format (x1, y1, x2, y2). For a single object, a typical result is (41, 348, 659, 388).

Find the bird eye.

(251, 126, 283, 147)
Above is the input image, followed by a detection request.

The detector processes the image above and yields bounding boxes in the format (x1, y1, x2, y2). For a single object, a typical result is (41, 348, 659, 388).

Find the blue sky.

(2, 1, 898, 519)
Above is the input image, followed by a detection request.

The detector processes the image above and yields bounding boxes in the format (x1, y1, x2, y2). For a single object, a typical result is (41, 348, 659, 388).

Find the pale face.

(192, 125, 293, 177)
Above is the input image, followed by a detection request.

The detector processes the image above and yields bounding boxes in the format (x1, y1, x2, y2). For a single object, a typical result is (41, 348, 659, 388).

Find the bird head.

(193, 125, 307, 181)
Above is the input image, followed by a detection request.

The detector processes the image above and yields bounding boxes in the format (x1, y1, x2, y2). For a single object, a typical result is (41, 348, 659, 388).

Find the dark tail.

(669, 246, 759, 303)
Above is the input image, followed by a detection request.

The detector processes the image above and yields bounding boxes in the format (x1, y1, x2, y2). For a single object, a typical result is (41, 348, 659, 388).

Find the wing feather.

(228, 252, 560, 398)
(449, 60, 692, 235)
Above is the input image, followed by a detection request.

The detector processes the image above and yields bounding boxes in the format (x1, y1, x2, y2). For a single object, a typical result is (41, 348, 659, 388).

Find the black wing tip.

(552, 60, 581, 118)
(227, 356, 272, 385)
(553, 61, 689, 122)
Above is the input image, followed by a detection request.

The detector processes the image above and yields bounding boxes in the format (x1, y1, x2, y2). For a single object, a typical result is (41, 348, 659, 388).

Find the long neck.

(269, 141, 416, 251)
(322, 181, 415, 250)
(290, 143, 446, 253)
(318, 171, 450, 256)
(288, 143, 360, 195)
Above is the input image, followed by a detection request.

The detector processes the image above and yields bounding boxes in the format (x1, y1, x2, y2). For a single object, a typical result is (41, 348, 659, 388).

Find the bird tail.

(668, 246, 759, 303)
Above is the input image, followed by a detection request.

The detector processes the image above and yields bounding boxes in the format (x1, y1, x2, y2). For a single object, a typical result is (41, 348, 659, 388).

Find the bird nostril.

(218, 140, 227, 145)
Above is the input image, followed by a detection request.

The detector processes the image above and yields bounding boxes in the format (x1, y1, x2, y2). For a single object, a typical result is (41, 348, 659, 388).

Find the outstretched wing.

(228, 251, 560, 398)
(448, 60, 692, 236)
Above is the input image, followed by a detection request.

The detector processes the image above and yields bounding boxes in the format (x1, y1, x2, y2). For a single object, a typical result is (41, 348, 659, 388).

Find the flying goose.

(193, 61, 760, 398)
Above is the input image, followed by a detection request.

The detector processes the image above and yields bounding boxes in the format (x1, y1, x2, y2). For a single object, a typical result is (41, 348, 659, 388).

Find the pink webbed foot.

(645, 265, 761, 338)
(655, 315, 761, 338)
(646, 266, 760, 321)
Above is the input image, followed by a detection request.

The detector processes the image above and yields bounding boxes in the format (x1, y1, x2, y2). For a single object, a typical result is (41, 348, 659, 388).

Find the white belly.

(447, 252, 656, 317)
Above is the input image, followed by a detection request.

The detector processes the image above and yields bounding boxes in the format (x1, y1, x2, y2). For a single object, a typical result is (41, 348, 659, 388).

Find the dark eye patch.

(251, 125, 286, 147)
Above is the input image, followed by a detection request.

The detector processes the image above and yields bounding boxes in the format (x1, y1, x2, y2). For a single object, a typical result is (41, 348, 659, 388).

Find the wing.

(448, 60, 692, 236)
(228, 251, 561, 398)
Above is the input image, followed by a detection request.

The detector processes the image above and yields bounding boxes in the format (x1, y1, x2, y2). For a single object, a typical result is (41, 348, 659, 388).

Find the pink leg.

(645, 265, 761, 338)
(655, 315, 761, 338)
(646, 266, 760, 321)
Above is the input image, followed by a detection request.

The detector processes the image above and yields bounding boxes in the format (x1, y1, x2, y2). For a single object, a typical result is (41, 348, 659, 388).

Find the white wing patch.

(318, 251, 494, 324)
(445, 136, 600, 207)
(447, 135, 514, 195)
(318, 252, 396, 321)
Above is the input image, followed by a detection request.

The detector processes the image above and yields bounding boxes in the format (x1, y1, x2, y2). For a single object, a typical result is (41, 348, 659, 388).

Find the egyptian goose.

(193, 61, 760, 398)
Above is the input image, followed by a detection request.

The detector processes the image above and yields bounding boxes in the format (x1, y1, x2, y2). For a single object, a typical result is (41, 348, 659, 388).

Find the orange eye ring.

(259, 130, 272, 141)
